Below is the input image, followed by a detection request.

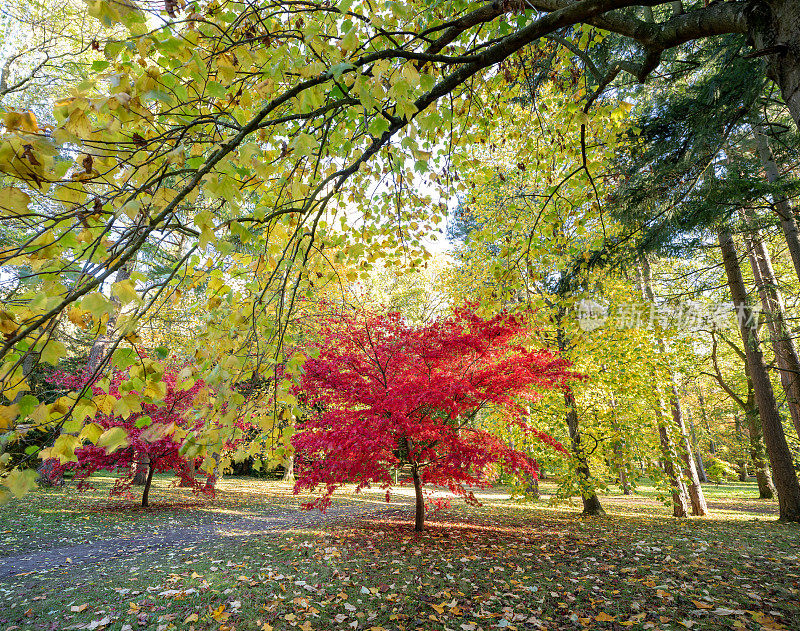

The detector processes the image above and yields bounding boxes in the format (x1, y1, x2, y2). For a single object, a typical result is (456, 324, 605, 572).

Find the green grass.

(0, 478, 797, 631)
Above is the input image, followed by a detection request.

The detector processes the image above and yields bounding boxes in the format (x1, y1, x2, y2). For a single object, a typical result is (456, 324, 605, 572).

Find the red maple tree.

(293, 306, 578, 530)
(45, 364, 207, 506)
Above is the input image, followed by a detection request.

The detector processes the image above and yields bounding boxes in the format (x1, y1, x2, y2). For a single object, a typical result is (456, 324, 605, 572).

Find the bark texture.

(718, 228, 800, 521)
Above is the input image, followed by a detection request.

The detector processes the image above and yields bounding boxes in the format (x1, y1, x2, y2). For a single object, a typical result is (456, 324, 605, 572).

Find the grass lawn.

(0, 477, 797, 631)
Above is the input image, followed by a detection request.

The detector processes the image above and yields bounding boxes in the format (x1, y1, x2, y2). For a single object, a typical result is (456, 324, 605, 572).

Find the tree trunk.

(747, 0, 800, 128)
(687, 413, 708, 483)
(734, 414, 749, 482)
(745, 408, 776, 499)
(132, 455, 149, 485)
(670, 382, 709, 516)
(742, 209, 800, 440)
(282, 453, 295, 482)
(179, 458, 196, 487)
(697, 389, 717, 455)
(142, 461, 156, 507)
(411, 464, 425, 532)
(564, 388, 605, 516)
(659, 423, 690, 517)
(753, 125, 800, 281)
(527, 476, 540, 499)
(638, 255, 695, 516)
(613, 441, 632, 495)
(718, 228, 800, 521)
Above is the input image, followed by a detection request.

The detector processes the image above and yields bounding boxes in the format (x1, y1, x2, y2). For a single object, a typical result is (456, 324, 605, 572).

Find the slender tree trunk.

(734, 414, 749, 482)
(659, 423, 690, 517)
(556, 320, 604, 515)
(697, 389, 717, 455)
(142, 461, 156, 507)
(564, 388, 605, 516)
(411, 464, 425, 532)
(742, 210, 800, 440)
(670, 382, 709, 516)
(718, 228, 800, 521)
(614, 441, 632, 495)
(638, 255, 697, 516)
(687, 413, 708, 483)
(608, 393, 632, 494)
(132, 455, 149, 485)
(282, 453, 295, 482)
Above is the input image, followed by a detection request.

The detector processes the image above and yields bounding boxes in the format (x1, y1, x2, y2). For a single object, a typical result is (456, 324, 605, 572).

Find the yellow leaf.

(692, 600, 713, 610)
(40, 340, 66, 365)
(595, 612, 615, 622)
(112, 279, 140, 305)
(0, 187, 31, 217)
(97, 427, 129, 454)
(0, 404, 19, 430)
(71, 603, 88, 613)
(184, 613, 199, 623)
(79, 422, 104, 444)
(2, 468, 37, 498)
(94, 394, 116, 416)
(211, 604, 228, 621)
(49, 434, 81, 464)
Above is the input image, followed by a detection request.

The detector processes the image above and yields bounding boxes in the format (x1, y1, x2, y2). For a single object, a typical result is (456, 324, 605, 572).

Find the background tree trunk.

(564, 388, 605, 516)
(132, 455, 149, 486)
(411, 464, 425, 532)
(670, 382, 709, 516)
(742, 213, 800, 440)
(718, 228, 800, 521)
(142, 461, 156, 507)
(282, 453, 295, 482)
(754, 126, 800, 279)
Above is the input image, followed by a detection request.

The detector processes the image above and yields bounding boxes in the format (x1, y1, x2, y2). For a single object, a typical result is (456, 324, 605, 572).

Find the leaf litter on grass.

(0, 482, 797, 631)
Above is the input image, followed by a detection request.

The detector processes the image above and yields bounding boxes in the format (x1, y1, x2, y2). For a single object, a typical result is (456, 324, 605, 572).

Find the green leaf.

(206, 81, 227, 99)
(112, 347, 139, 370)
(17, 394, 39, 417)
(134, 415, 152, 428)
(112, 279, 140, 305)
(81, 293, 114, 320)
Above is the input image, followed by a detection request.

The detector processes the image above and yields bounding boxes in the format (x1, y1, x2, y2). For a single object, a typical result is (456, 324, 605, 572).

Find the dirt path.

(0, 503, 401, 580)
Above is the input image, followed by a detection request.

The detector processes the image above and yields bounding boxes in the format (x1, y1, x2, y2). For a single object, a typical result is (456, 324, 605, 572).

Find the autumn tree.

(42, 362, 207, 507)
(292, 306, 576, 531)
(4, 0, 800, 496)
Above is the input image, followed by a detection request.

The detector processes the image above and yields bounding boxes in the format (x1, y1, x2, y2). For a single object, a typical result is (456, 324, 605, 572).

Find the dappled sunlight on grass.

(1, 477, 797, 630)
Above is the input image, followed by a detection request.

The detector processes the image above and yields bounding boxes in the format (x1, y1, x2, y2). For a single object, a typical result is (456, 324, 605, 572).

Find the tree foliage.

(293, 305, 576, 529)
